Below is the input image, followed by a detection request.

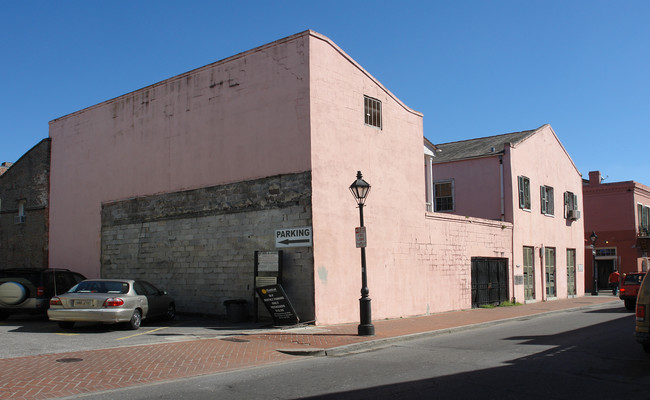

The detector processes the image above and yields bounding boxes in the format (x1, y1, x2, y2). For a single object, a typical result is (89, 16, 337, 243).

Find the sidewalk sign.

(255, 284, 299, 325)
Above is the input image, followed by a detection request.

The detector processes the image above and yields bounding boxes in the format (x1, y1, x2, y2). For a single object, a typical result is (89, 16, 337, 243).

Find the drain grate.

(56, 358, 83, 363)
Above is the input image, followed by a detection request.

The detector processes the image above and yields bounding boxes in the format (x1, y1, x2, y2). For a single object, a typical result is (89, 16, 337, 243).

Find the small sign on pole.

(355, 226, 367, 248)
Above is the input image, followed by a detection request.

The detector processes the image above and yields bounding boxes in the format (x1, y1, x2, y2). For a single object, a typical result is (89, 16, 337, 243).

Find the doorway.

(471, 257, 509, 308)
(523, 247, 535, 301)
(596, 259, 615, 290)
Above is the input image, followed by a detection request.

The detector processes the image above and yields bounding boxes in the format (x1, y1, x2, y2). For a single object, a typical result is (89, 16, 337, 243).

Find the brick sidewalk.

(0, 296, 618, 400)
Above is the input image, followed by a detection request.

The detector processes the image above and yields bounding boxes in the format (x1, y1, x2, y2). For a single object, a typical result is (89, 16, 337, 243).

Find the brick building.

(0, 139, 50, 269)
(0, 162, 13, 176)
(583, 171, 650, 292)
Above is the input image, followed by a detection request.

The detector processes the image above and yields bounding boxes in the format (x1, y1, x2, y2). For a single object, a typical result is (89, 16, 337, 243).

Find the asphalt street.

(56, 301, 649, 400)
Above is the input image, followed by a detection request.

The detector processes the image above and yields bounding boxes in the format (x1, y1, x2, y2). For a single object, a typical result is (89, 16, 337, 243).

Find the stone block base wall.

(101, 172, 314, 320)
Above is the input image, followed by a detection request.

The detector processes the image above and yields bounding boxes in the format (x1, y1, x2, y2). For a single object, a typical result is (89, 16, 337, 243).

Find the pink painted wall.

(48, 30, 518, 325)
(507, 125, 585, 300)
(430, 157, 503, 220)
(429, 125, 585, 303)
(49, 33, 313, 278)
(307, 33, 513, 324)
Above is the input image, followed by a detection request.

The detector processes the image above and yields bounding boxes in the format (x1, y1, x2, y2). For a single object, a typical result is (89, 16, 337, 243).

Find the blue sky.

(2, 1, 648, 184)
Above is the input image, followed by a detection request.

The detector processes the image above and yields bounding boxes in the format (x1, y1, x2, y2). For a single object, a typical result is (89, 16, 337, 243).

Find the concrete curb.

(277, 348, 327, 356)
(322, 301, 618, 357)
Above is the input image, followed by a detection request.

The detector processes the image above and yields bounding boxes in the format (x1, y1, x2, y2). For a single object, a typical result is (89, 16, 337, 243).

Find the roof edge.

(50, 30, 315, 124)
(50, 29, 423, 125)
(309, 31, 422, 118)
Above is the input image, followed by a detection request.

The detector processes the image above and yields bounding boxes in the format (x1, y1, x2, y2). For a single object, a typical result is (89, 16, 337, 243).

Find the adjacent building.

(47, 30, 516, 325)
(0, 162, 13, 176)
(425, 125, 585, 303)
(0, 139, 51, 269)
(582, 171, 650, 292)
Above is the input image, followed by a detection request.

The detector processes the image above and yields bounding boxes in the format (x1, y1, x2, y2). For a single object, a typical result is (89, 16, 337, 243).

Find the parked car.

(635, 273, 650, 353)
(47, 279, 175, 330)
(0, 268, 86, 320)
(620, 272, 646, 310)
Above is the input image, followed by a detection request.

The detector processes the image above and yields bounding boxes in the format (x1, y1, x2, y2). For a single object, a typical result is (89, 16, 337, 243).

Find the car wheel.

(165, 304, 176, 321)
(58, 321, 75, 329)
(625, 299, 636, 311)
(128, 309, 142, 330)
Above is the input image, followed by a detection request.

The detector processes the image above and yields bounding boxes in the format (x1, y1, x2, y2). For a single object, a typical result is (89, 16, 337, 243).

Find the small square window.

(364, 96, 382, 129)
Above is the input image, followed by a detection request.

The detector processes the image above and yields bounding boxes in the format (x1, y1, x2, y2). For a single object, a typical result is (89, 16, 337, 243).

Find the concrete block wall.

(101, 172, 314, 320)
(419, 213, 513, 313)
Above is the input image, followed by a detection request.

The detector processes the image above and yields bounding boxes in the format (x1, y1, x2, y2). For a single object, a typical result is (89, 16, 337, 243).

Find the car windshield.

(624, 274, 645, 285)
(69, 281, 129, 294)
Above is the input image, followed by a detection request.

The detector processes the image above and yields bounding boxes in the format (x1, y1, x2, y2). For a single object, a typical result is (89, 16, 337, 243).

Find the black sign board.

(255, 284, 299, 325)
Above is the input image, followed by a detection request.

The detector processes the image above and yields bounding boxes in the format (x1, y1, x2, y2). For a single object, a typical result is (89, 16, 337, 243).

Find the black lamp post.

(350, 171, 375, 336)
(590, 231, 598, 296)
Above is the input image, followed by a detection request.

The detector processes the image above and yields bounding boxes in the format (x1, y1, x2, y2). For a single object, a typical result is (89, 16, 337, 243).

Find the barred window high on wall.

(364, 96, 382, 129)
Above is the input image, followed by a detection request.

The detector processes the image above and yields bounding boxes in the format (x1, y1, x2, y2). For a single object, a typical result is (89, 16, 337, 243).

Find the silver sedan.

(47, 279, 175, 330)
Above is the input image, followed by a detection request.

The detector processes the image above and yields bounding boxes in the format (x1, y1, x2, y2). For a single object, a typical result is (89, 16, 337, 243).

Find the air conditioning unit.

(14, 215, 26, 224)
(568, 210, 581, 220)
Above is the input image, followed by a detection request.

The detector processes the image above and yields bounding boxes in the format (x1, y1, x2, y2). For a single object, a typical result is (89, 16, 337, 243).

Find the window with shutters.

(540, 186, 554, 216)
(518, 176, 531, 210)
(564, 191, 579, 219)
(639, 204, 650, 235)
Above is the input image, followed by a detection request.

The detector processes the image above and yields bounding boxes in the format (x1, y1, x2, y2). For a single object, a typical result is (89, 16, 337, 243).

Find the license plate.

(74, 299, 92, 307)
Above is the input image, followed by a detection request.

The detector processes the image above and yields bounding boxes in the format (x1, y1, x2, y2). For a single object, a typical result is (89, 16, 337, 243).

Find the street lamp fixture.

(350, 171, 375, 336)
(590, 231, 598, 296)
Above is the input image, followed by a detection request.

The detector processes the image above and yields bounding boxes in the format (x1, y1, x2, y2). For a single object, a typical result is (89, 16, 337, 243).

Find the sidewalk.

(0, 295, 619, 400)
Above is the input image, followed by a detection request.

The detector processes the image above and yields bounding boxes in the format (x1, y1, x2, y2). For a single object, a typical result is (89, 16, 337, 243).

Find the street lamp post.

(350, 171, 375, 336)
(590, 231, 598, 296)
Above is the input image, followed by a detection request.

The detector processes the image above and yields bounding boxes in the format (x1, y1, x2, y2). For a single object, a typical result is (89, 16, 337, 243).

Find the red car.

(620, 272, 647, 310)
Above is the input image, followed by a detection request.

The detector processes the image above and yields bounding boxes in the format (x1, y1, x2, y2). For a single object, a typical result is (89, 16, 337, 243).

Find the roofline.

(423, 136, 441, 152)
(533, 124, 582, 177)
(309, 31, 422, 118)
(426, 124, 582, 178)
(50, 29, 422, 125)
(583, 179, 650, 196)
(0, 138, 50, 181)
(432, 126, 539, 148)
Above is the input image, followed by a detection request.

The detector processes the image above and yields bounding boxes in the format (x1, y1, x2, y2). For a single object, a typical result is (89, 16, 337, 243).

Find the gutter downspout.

(428, 156, 434, 212)
(540, 246, 546, 301)
(499, 156, 505, 221)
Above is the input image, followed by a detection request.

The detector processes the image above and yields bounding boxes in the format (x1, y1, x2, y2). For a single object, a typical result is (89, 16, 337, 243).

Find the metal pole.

(358, 203, 374, 336)
(591, 246, 598, 295)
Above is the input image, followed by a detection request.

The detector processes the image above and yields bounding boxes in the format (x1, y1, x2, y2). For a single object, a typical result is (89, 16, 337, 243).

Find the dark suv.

(0, 269, 86, 319)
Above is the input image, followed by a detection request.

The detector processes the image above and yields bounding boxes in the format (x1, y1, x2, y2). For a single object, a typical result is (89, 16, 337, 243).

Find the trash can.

(223, 299, 248, 323)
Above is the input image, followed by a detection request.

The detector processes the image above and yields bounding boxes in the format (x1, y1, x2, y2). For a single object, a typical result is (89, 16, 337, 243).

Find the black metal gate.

(471, 257, 509, 308)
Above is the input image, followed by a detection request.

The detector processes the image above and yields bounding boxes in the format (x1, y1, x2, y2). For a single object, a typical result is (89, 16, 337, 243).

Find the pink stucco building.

(47, 30, 561, 325)
(425, 125, 585, 303)
(583, 171, 650, 292)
